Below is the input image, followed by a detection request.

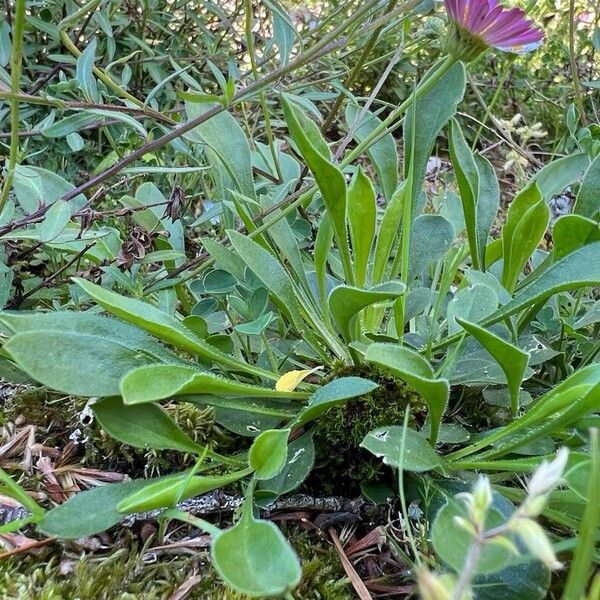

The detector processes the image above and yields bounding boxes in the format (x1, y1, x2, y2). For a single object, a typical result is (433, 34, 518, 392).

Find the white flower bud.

(510, 517, 563, 570)
(527, 447, 568, 498)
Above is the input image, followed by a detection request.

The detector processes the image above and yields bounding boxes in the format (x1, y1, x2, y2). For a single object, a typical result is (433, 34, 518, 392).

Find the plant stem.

(244, 0, 282, 182)
(321, 0, 401, 134)
(451, 538, 483, 600)
(0, 0, 26, 211)
(342, 55, 458, 166)
(569, 0, 587, 125)
(471, 57, 513, 150)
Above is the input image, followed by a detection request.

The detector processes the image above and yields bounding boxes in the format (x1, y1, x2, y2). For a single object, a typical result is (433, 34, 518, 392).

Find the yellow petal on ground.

(275, 367, 322, 392)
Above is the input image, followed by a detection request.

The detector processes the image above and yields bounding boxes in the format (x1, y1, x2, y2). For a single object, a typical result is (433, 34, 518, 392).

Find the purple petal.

(483, 11, 531, 40)
(486, 20, 541, 44)
(466, 0, 491, 31)
(444, 0, 460, 21)
(484, 7, 528, 34)
(492, 27, 543, 47)
(477, 5, 509, 33)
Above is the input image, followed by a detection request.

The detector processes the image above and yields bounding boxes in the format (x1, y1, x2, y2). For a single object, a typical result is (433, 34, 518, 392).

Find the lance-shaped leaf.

(212, 500, 301, 597)
(73, 278, 275, 380)
(449, 118, 480, 268)
(347, 167, 376, 287)
(2, 319, 173, 397)
(227, 230, 300, 324)
(328, 282, 405, 341)
(501, 184, 550, 292)
(345, 103, 398, 201)
(93, 396, 203, 453)
(117, 468, 253, 513)
(364, 343, 449, 445)
(474, 153, 500, 269)
(281, 96, 353, 283)
(120, 364, 308, 405)
(39, 479, 153, 538)
(405, 62, 466, 208)
(456, 318, 529, 417)
(372, 182, 408, 284)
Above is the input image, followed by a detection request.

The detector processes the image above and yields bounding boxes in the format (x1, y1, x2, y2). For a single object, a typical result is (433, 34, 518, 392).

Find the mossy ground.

(310, 364, 426, 494)
(0, 532, 353, 600)
(0, 367, 420, 599)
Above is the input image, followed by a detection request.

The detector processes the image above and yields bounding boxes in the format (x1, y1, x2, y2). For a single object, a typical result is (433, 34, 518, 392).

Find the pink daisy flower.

(444, 0, 544, 62)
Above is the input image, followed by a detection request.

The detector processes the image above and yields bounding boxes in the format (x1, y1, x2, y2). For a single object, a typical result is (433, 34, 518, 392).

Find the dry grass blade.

(329, 527, 374, 600)
(167, 574, 203, 600)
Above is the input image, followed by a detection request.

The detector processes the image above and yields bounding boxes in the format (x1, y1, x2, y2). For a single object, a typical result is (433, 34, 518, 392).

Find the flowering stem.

(568, 0, 588, 125)
(341, 55, 458, 167)
(451, 537, 483, 600)
(0, 0, 27, 212)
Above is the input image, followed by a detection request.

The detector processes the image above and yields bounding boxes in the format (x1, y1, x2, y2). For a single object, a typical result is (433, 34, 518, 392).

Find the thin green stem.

(568, 0, 587, 125)
(471, 58, 513, 150)
(0, 0, 27, 211)
(321, 0, 401, 134)
(342, 55, 458, 166)
(244, 0, 282, 182)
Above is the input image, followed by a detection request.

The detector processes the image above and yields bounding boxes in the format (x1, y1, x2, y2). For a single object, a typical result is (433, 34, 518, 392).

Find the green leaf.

(532, 153, 589, 200)
(372, 183, 408, 284)
(447, 283, 498, 335)
(249, 429, 290, 480)
(234, 312, 274, 336)
(39, 480, 151, 538)
(0, 21, 11, 67)
(551, 214, 600, 260)
(294, 377, 378, 427)
(73, 278, 275, 380)
(575, 153, 600, 219)
(93, 396, 203, 453)
(404, 62, 466, 207)
(120, 364, 306, 405)
(227, 230, 300, 324)
(328, 282, 404, 341)
(185, 101, 255, 201)
(364, 343, 449, 445)
(361, 426, 443, 471)
(432, 498, 514, 574)
(457, 318, 529, 416)
(345, 103, 398, 201)
(474, 153, 500, 270)
(501, 184, 549, 292)
(561, 432, 600, 600)
(75, 38, 100, 102)
(449, 117, 480, 268)
(39, 199, 73, 242)
(257, 431, 315, 497)
(282, 95, 353, 283)
(117, 468, 253, 513)
(347, 167, 376, 287)
(489, 241, 600, 324)
(212, 502, 301, 597)
(13, 165, 87, 214)
(0, 311, 176, 397)
(408, 215, 454, 281)
(449, 365, 600, 459)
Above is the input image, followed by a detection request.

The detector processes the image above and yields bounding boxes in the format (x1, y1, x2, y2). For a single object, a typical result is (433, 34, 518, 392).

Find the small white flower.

(527, 447, 569, 498)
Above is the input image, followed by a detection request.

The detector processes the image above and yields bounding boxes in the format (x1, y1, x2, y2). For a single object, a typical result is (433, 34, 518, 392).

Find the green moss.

(0, 531, 351, 600)
(311, 365, 426, 494)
